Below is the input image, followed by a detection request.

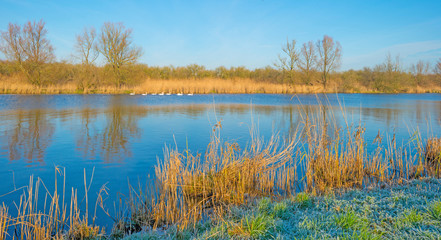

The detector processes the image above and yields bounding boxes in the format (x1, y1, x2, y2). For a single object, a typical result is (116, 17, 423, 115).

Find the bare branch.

(297, 41, 317, 85)
(434, 58, 441, 76)
(75, 27, 98, 65)
(274, 39, 298, 84)
(316, 35, 342, 88)
(96, 22, 143, 86)
(0, 19, 54, 85)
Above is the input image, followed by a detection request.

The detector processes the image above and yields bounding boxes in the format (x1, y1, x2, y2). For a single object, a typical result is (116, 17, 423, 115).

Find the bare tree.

(0, 23, 24, 63)
(74, 27, 99, 90)
(96, 22, 142, 87)
(411, 60, 430, 86)
(75, 27, 98, 65)
(0, 20, 54, 85)
(274, 39, 298, 84)
(316, 35, 341, 88)
(297, 41, 316, 85)
(435, 58, 441, 76)
(383, 52, 401, 74)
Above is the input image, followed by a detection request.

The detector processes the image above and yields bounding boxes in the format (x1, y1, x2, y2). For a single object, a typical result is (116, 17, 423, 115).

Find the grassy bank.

(0, 104, 440, 239)
(125, 178, 441, 239)
(1, 77, 441, 94)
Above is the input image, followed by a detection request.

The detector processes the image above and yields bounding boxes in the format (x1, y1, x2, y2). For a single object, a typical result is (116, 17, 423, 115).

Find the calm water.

(0, 93, 440, 228)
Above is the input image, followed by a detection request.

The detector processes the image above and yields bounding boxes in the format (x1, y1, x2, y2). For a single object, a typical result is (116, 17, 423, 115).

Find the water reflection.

(75, 108, 99, 159)
(99, 105, 144, 162)
(3, 109, 54, 164)
(75, 96, 147, 162)
(0, 98, 440, 166)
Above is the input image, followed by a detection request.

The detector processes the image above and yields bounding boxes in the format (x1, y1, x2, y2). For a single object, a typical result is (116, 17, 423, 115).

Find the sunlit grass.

(2, 75, 441, 94)
(427, 200, 441, 221)
(0, 77, 317, 94)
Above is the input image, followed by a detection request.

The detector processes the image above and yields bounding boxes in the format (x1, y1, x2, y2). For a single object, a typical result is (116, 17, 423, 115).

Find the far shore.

(1, 77, 441, 95)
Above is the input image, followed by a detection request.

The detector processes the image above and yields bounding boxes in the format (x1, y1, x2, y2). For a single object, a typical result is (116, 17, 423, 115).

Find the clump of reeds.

(124, 124, 299, 230)
(298, 103, 413, 193)
(425, 137, 441, 177)
(0, 167, 105, 240)
(305, 126, 367, 193)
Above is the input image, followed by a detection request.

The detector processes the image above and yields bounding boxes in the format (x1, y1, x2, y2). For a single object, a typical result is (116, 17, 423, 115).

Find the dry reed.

(143, 125, 299, 229)
(0, 77, 337, 95)
(0, 167, 105, 240)
(425, 138, 441, 177)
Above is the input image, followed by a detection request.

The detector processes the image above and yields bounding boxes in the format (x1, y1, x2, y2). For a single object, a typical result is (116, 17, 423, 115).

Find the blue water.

(0, 93, 440, 229)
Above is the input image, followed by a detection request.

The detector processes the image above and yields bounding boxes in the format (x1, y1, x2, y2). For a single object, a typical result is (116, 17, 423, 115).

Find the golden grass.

(2, 75, 441, 94)
(300, 106, 410, 193)
(425, 138, 441, 177)
(0, 77, 324, 94)
(147, 125, 298, 229)
(0, 167, 105, 240)
(136, 78, 321, 94)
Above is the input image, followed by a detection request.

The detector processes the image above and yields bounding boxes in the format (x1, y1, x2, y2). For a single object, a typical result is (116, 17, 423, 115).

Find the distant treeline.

(1, 19, 441, 93)
(1, 60, 441, 92)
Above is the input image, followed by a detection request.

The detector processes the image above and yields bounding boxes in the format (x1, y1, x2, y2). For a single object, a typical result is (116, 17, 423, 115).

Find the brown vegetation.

(1, 63, 441, 94)
(0, 20, 54, 86)
(316, 35, 342, 89)
(0, 168, 106, 239)
(425, 138, 441, 177)
(96, 22, 143, 87)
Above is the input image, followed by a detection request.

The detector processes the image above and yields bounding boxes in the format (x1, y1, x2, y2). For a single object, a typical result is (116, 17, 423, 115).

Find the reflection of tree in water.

(75, 101, 440, 163)
(75, 98, 146, 162)
(360, 101, 441, 128)
(76, 108, 99, 159)
(100, 105, 144, 162)
(5, 109, 54, 164)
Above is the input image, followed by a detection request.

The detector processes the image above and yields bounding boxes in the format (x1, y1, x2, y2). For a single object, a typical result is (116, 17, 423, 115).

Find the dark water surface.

(0, 93, 440, 228)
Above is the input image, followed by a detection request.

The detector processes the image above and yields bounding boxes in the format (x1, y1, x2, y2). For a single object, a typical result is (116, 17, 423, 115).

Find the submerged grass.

(0, 102, 440, 239)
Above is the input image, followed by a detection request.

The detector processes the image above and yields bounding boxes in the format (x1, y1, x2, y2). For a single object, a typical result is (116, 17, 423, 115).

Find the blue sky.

(1, 0, 440, 70)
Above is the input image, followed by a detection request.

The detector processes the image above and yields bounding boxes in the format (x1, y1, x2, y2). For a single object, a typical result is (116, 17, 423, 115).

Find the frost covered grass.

(123, 178, 441, 239)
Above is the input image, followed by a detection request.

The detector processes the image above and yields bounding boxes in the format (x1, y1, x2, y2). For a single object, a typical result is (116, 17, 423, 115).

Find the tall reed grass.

(0, 77, 321, 94)
(2, 76, 441, 94)
(0, 167, 105, 240)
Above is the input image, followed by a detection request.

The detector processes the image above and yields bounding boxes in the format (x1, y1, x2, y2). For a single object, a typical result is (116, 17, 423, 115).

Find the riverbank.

(1, 77, 441, 94)
(125, 178, 441, 239)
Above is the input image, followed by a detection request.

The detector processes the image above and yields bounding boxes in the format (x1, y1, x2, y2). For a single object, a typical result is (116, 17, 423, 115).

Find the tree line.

(1, 19, 441, 92)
